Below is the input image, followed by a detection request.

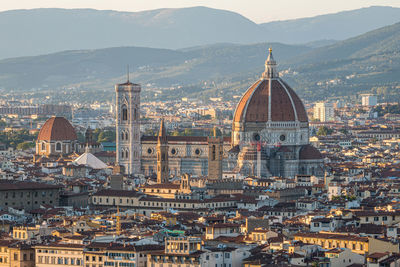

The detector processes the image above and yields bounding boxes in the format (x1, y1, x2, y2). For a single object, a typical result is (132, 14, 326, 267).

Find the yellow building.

(294, 232, 399, 255)
(249, 229, 278, 243)
(9, 243, 35, 267)
(85, 242, 163, 267)
(147, 236, 202, 267)
(13, 226, 39, 240)
(150, 212, 177, 226)
(35, 243, 84, 267)
(0, 241, 34, 267)
(0, 241, 11, 267)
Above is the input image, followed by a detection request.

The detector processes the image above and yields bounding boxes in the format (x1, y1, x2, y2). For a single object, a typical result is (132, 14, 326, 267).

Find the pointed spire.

(127, 64, 130, 83)
(158, 118, 166, 137)
(262, 47, 278, 79)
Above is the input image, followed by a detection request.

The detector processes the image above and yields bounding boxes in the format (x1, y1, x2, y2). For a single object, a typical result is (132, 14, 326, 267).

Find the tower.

(85, 127, 93, 145)
(207, 127, 223, 180)
(115, 75, 141, 175)
(180, 173, 192, 194)
(157, 119, 169, 183)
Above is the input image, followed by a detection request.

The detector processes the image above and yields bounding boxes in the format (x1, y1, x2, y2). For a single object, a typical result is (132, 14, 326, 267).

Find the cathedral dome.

(299, 144, 323, 160)
(231, 48, 310, 148)
(233, 48, 307, 124)
(233, 79, 308, 123)
(37, 117, 77, 141)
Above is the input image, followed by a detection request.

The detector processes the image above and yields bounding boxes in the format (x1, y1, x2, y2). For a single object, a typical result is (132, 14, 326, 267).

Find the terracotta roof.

(233, 79, 308, 123)
(295, 232, 368, 242)
(37, 117, 77, 141)
(142, 183, 180, 189)
(0, 181, 61, 191)
(93, 189, 142, 197)
(299, 145, 323, 160)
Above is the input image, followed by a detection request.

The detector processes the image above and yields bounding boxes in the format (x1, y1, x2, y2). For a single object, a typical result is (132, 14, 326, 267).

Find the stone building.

(0, 181, 61, 211)
(116, 48, 323, 178)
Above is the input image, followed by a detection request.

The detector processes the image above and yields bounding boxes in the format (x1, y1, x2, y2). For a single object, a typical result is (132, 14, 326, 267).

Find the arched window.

(212, 145, 216, 161)
(41, 142, 46, 151)
(133, 108, 137, 120)
(56, 142, 62, 151)
(122, 105, 128, 121)
(121, 132, 125, 141)
(125, 149, 129, 159)
(121, 150, 124, 159)
(125, 132, 129, 140)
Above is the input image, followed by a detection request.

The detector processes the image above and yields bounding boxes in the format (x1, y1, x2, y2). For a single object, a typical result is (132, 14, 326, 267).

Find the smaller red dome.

(37, 117, 77, 141)
(299, 145, 323, 160)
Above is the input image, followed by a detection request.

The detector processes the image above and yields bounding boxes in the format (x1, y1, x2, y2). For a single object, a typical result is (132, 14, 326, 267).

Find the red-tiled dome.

(299, 144, 323, 160)
(37, 117, 77, 141)
(233, 79, 308, 123)
(233, 48, 308, 124)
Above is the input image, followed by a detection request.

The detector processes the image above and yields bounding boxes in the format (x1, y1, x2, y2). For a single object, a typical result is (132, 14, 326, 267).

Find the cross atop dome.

(262, 47, 279, 79)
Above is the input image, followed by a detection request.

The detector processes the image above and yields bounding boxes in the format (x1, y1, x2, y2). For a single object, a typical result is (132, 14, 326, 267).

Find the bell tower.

(157, 119, 169, 183)
(115, 74, 141, 175)
(208, 127, 223, 180)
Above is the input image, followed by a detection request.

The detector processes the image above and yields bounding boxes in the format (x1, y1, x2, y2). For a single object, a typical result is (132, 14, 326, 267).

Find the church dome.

(37, 117, 77, 141)
(299, 144, 323, 160)
(233, 49, 308, 124)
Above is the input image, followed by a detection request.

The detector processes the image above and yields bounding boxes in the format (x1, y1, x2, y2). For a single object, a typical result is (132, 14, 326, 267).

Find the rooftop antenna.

(127, 64, 130, 83)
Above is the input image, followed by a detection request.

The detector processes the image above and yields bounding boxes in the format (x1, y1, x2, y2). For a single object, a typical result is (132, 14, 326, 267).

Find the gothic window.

(121, 132, 124, 141)
(121, 150, 124, 159)
(133, 108, 137, 120)
(41, 142, 46, 151)
(125, 149, 129, 159)
(56, 142, 62, 151)
(122, 105, 128, 121)
(125, 132, 129, 140)
(212, 145, 216, 161)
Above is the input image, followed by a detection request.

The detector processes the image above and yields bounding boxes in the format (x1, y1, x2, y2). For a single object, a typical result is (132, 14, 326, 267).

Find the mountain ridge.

(1, 6, 400, 59)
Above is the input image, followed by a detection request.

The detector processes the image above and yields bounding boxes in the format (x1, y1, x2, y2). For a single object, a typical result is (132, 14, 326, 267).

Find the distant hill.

(0, 7, 264, 59)
(0, 43, 311, 91)
(260, 6, 400, 44)
(288, 21, 400, 101)
(1, 18, 400, 103)
(1, 6, 400, 59)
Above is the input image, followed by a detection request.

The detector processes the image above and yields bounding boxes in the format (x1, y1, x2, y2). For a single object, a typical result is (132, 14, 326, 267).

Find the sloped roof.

(73, 152, 108, 169)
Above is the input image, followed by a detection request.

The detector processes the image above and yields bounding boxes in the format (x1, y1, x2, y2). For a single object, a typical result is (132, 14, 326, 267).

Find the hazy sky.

(1, 0, 400, 23)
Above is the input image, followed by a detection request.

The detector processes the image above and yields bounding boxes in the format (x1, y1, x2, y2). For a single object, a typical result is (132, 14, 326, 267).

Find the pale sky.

(1, 0, 400, 23)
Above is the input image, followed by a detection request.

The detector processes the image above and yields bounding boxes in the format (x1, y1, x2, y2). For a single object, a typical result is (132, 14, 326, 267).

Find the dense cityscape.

(1, 2, 400, 267)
